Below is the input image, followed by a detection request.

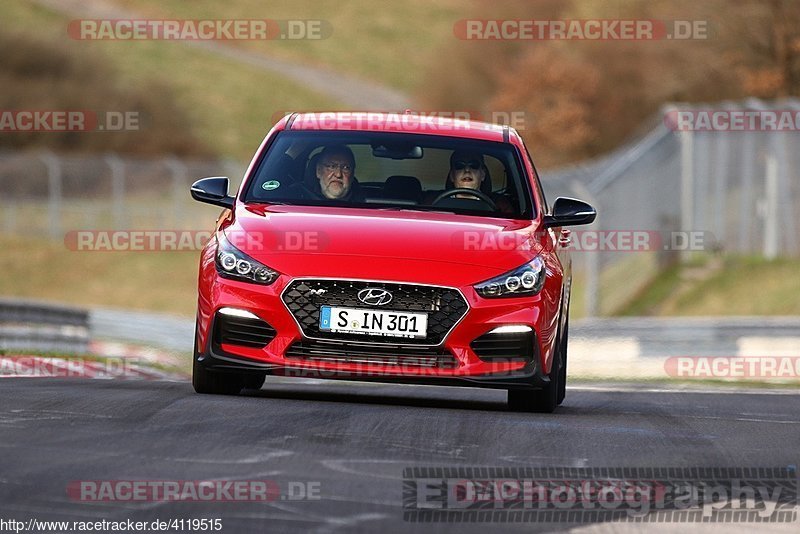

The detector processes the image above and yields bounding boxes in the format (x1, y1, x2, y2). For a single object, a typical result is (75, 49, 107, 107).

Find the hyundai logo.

(357, 288, 393, 306)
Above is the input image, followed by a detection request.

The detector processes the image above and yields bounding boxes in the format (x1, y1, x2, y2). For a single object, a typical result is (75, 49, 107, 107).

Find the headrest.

(384, 175, 422, 201)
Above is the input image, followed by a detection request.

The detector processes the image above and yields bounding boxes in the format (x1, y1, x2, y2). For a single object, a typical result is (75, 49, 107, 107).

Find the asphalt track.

(0, 377, 798, 533)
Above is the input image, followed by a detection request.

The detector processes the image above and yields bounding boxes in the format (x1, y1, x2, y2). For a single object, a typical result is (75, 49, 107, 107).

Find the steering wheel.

(432, 188, 497, 211)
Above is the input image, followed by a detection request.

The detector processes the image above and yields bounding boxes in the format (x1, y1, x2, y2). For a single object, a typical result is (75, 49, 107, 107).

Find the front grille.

(214, 312, 276, 348)
(470, 330, 535, 362)
(281, 279, 468, 345)
(285, 339, 458, 368)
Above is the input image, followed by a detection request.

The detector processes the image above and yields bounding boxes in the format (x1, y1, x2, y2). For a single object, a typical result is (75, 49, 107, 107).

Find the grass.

(569, 252, 663, 318)
(111, 0, 463, 93)
(3, 0, 340, 160)
(0, 234, 199, 316)
(3, 227, 798, 319)
(616, 255, 800, 316)
(595, 253, 662, 316)
(664, 256, 800, 316)
(4, 0, 468, 158)
(615, 264, 682, 316)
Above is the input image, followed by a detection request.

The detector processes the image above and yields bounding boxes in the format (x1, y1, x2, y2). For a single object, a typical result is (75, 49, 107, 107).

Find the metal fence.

(543, 98, 800, 316)
(1, 98, 798, 316)
(0, 151, 247, 237)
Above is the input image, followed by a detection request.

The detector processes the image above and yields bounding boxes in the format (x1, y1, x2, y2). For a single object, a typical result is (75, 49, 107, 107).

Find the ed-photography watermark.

(454, 19, 709, 41)
(0, 110, 139, 132)
(67, 480, 321, 502)
(68, 19, 331, 40)
(403, 466, 798, 523)
(665, 109, 800, 132)
(665, 356, 800, 379)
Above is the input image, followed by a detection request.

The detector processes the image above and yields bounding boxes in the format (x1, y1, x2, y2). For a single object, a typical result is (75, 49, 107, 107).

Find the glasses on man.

(453, 160, 482, 171)
(321, 162, 353, 173)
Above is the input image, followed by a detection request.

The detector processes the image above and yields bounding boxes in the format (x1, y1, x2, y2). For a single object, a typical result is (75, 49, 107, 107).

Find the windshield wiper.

(376, 206, 458, 214)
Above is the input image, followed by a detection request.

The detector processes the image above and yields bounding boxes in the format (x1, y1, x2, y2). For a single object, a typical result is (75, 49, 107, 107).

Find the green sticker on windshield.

(262, 180, 281, 191)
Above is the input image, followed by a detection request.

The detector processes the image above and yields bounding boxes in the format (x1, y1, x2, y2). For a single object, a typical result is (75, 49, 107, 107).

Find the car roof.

(281, 112, 520, 143)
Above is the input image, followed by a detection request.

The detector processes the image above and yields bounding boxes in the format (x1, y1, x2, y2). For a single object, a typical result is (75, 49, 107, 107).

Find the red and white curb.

(0, 356, 178, 380)
(570, 337, 800, 382)
(88, 340, 185, 368)
(0, 341, 188, 380)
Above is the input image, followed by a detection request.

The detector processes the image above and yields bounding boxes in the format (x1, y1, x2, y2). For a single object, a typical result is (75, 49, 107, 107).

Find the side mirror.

(542, 197, 596, 228)
(190, 177, 235, 209)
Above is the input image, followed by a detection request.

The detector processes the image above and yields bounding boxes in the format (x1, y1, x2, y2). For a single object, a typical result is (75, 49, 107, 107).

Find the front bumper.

(196, 338, 549, 390)
(196, 268, 556, 390)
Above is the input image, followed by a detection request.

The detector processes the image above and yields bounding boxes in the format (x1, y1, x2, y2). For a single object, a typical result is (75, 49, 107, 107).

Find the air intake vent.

(281, 279, 468, 345)
(285, 339, 458, 368)
(470, 330, 535, 362)
(214, 312, 276, 348)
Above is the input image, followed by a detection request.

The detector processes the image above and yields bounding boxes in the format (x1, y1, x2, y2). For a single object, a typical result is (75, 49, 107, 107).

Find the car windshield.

(243, 131, 534, 219)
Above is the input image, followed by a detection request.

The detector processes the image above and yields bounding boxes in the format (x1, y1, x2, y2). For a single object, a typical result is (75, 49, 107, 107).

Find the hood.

(226, 204, 543, 286)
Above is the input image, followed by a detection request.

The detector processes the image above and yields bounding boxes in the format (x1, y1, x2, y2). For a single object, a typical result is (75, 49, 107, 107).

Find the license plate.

(319, 306, 428, 339)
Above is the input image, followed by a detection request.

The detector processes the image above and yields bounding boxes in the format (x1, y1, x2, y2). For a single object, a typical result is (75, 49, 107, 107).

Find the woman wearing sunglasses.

(445, 149, 513, 214)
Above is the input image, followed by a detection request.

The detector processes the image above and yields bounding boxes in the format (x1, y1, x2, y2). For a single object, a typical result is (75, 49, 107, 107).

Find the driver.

(448, 149, 489, 194)
(289, 145, 365, 202)
(443, 150, 513, 212)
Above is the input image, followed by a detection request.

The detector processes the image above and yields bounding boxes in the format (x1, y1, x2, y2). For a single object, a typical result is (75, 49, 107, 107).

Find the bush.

(0, 30, 212, 157)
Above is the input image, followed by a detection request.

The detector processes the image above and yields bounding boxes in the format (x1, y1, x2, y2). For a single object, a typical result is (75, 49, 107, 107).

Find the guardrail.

(3, 299, 797, 382)
(0, 298, 89, 354)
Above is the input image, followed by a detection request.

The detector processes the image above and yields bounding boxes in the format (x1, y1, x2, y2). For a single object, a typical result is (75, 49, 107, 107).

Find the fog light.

(217, 307, 260, 319)
(489, 325, 533, 334)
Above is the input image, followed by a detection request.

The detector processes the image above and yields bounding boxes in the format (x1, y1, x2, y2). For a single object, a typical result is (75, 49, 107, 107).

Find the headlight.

(215, 231, 279, 285)
(474, 257, 546, 298)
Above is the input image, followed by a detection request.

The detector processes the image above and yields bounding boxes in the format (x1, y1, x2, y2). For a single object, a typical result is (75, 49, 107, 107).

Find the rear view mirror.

(372, 143, 423, 159)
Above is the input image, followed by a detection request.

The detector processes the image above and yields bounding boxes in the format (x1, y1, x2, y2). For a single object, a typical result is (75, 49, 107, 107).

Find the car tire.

(557, 317, 569, 405)
(192, 327, 244, 395)
(507, 322, 563, 413)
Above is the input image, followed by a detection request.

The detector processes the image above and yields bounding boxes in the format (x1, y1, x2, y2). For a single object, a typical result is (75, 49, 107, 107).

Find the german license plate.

(319, 306, 428, 339)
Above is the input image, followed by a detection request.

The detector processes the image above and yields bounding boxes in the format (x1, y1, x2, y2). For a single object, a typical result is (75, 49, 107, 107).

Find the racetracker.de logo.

(270, 111, 516, 132)
(664, 110, 800, 132)
(0, 110, 139, 132)
(453, 19, 708, 40)
(64, 230, 328, 253)
(67, 480, 321, 502)
(664, 357, 800, 379)
(452, 230, 710, 253)
(271, 110, 531, 131)
(68, 19, 331, 40)
(0, 357, 138, 379)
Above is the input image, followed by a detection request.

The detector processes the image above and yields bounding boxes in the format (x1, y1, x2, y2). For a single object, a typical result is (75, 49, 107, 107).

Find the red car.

(190, 112, 595, 412)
